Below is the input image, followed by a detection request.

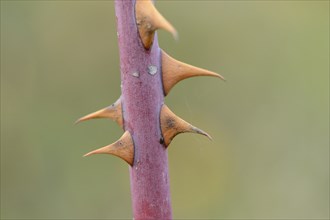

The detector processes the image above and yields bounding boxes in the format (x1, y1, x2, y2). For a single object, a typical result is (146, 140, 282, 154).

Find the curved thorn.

(191, 126, 213, 141)
(75, 98, 123, 128)
(84, 131, 134, 166)
(162, 50, 225, 95)
(135, 0, 177, 49)
(160, 104, 212, 147)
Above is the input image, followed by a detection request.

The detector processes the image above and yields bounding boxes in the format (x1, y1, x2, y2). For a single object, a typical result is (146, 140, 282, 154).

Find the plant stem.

(115, 1, 172, 219)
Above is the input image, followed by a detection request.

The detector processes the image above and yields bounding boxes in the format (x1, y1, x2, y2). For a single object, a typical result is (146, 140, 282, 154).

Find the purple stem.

(115, 1, 172, 219)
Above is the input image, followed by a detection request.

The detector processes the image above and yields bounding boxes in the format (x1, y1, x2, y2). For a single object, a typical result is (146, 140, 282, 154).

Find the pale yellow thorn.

(84, 131, 134, 166)
(75, 98, 123, 128)
(160, 104, 212, 147)
(162, 50, 225, 96)
(136, 0, 177, 49)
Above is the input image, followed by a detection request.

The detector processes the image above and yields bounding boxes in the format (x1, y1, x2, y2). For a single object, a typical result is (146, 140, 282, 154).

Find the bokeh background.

(1, 1, 329, 219)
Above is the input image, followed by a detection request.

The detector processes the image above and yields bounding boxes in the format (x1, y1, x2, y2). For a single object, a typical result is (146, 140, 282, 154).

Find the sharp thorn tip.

(83, 152, 92, 157)
(74, 118, 82, 125)
(172, 30, 179, 41)
(216, 74, 226, 81)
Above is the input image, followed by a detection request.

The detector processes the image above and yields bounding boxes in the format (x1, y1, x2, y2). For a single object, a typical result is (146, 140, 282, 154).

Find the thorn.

(75, 98, 123, 128)
(162, 50, 225, 95)
(135, 0, 177, 49)
(84, 131, 134, 166)
(160, 104, 212, 147)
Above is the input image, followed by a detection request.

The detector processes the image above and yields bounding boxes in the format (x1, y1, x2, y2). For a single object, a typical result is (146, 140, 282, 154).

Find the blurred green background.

(1, 1, 329, 219)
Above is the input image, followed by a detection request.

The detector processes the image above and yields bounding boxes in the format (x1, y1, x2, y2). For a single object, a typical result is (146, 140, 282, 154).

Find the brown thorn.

(83, 131, 134, 166)
(135, 0, 177, 49)
(75, 98, 123, 128)
(160, 104, 212, 147)
(162, 50, 225, 96)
